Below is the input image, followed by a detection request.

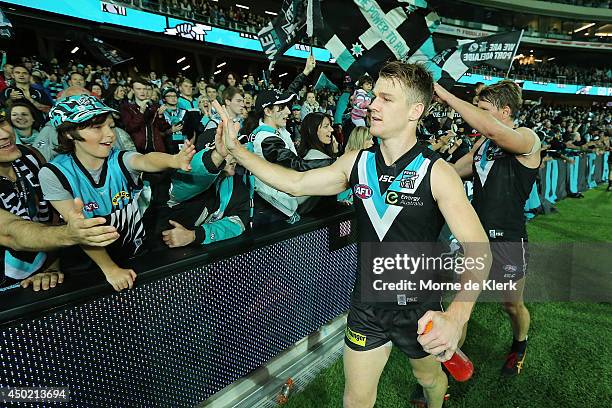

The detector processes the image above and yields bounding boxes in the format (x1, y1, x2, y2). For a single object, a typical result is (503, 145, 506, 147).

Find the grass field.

(286, 185, 612, 408)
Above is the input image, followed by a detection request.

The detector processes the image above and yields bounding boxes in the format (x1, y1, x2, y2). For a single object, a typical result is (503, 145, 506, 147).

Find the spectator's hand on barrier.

(66, 198, 119, 247)
(213, 100, 240, 152)
(417, 310, 462, 362)
(21, 270, 64, 292)
(173, 139, 196, 171)
(162, 220, 196, 248)
(104, 266, 136, 292)
(303, 55, 316, 76)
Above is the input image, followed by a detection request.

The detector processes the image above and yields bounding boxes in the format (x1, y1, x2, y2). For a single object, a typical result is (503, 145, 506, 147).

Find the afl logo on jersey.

(354, 184, 373, 200)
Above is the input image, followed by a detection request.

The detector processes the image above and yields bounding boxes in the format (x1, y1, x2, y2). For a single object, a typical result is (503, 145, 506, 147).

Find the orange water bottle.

(424, 321, 474, 382)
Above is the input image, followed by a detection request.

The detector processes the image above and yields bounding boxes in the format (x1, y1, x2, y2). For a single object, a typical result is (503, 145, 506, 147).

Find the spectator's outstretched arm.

(0, 198, 119, 251)
(128, 139, 196, 172)
(260, 136, 334, 171)
(170, 147, 225, 202)
(287, 55, 316, 95)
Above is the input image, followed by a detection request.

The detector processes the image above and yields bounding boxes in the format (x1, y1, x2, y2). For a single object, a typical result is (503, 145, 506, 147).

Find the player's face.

(477, 100, 508, 122)
(0, 122, 21, 163)
(369, 77, 419, 139)
(73, 115, 116, 161)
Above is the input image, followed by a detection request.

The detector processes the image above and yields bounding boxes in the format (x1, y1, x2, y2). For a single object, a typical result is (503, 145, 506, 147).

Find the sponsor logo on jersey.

(83, 202, 99, 212)
(379, 174, 395, 183)
(354, 184, 373, 200)
(385, 190, 423, 207)
(345, 326, 367, 347)
(112, 191, 130, 205)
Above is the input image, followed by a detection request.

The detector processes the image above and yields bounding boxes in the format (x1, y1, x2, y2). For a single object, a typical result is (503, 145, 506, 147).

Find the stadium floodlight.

(236, 4, 249, 9)
(513, 54, 524, 60)
(214, 69, 222, 75)
(217, 62, 226, 68)
(547, 57, 556, 61)
(265, 11, 278, 16)
(181, 65, 191, 71)
(177, 57, 186, 64)
(574, 23, 595, 33)
(279, 72, 288, 78)
(71, 46, 79, 54)
(535, 59, 542, 62)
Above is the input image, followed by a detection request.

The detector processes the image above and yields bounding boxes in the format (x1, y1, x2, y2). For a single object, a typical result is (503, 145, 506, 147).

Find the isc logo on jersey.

(354, 184, 373, 199)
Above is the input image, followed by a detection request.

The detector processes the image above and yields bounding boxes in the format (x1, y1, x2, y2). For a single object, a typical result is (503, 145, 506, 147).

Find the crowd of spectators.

(0, 45, 609, 294)
(125, 0, 270, 32)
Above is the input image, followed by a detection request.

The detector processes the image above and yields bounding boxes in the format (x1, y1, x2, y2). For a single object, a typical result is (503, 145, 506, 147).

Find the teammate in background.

(215, 61, 490, 408)
(435, 80, 541, 375)
(39, 95, 195, 292)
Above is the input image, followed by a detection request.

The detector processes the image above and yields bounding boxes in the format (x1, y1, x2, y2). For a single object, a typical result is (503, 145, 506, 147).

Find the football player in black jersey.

(434, 80, 541, 376)
(214, 61, 490, 408)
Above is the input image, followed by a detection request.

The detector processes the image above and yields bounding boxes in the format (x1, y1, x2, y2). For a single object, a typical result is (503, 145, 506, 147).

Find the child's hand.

(104, 266, 137, 292)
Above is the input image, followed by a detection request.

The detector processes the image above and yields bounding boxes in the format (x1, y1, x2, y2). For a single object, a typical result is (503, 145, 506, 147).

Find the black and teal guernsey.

(349, 142, 445, 308)
(1, 145, 51, 285)
(472, 139, 539, 241)
(44, 148, 145, 262)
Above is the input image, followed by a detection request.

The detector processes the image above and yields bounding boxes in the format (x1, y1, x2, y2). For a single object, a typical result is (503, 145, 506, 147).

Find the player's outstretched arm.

(434, 83, 538, 155)
(214, 101, 355, 197)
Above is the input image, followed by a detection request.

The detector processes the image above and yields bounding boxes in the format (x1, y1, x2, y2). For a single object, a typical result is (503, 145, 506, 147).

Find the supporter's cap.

(162, 87, 179, 98)
(77, 64, 84, 69)
(31, 70, 43, 79)
(291, 104, 301, 111)
(197, 75, 207, 83)
(255, 90, 296, 112)
(50, 95, 117, 128)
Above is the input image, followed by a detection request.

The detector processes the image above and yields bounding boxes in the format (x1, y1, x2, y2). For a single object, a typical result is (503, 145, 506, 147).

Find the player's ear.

(409, 102, 425, 122)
